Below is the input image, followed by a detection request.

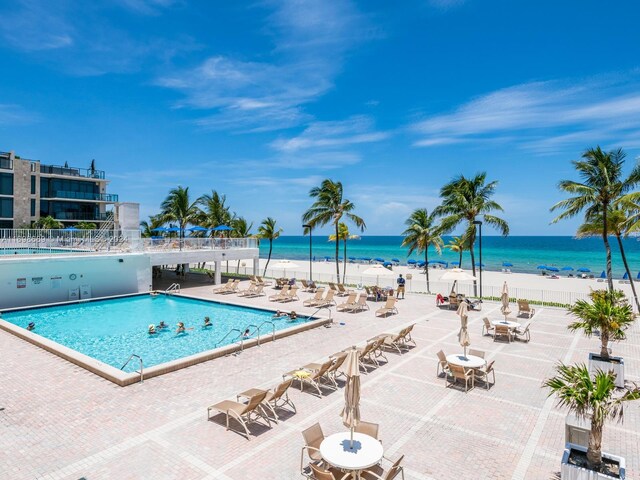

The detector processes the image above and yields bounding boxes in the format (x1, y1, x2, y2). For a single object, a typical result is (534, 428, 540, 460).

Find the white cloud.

(411, 74, 640, 154)
(0, 1, 73, 51)
(0, 104, 39, 125)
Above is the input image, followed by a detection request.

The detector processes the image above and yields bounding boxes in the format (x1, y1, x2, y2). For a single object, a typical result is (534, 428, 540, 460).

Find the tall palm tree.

(76, 222, 97, 230)
(551, 147, 640, 293)
(160, 186, 201, 243)
(544, 363, 640, 471)
(140, 214, 165, 238)
(198, 190, 232, 234)
(577, 209, 640, 311)
(257, 217, 282, 275)
(435, 172, 509, 295)
(34, 216, 63, 229)
(231, 217, 253, 273)
(401, 208, 443, 293)
(302, 179, 365, 282)
(328, 222, 360, 283)
(445, 235, 468, 268)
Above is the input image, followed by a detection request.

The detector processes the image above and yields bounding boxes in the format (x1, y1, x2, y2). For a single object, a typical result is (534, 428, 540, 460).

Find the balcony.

(52, 212, 111, 221)
(46, 191, 119, 202)
(40, 164, 105, 180)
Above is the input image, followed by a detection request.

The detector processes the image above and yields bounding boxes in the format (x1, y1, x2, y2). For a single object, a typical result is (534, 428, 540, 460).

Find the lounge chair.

(260, 378, 296, 421)
(436, 350, 449, 377)
(269, 285, 290, 301)
(303, 288, 326, 307)
(285, 359, 334, 396)
(305, 464, 351, 480)
(375, 324, 416, 354)
(278, 286, 299, 303)
(347, 293, 369, 313)
(446, 364, 474, 392)
(517, 300, 535, 318)
(449, 294, 459, 310)
(316, 290, 336, 307)
(212, 279, 237, 294)
(375, 297, 398, 317)
(514, 321, 531, 342)
(361, 455, 405, 480)
(218, 279, 240, 294)
(473, 360, 496, 390)
(364, 286, 376, 301)
(237, 282, 257, 296)
(468, 348, 485, 359)
(307, 352, 348, 387)
(256, 276, 272, 286)
(301, 279, 317, 292)
(354, 421, 380, 441)
(328, 282, 338, 293)
(244, 284, 265, 298)
(493, 324, 512, 343)
(356, 338, 387, 371)
(336, 293, 357, 311)
(207, 390, 270, 439)
(336, 284, 351, 297)
(300, 423, 325, 473)
(481, 317, 494, 336)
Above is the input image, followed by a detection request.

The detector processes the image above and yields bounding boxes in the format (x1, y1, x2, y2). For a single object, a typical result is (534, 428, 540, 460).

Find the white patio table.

(446, 354, 486, 369)
(491, 319, 521, 330)
(320, 431, 384, 479)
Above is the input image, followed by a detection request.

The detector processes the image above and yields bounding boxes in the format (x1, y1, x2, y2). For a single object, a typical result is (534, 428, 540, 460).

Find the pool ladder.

(215, 320, 276, 354)
(121, 354, 144, 383)
(165, 283, 181, 294)
(308, 305, 333, 321)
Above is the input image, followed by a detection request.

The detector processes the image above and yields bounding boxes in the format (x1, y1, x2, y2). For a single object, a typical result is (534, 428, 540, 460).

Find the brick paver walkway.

(1, 279, 639, 479)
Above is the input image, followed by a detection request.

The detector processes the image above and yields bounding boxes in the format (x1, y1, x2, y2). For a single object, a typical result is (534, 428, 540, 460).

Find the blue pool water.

(1, 295, 306, 372)
(0, 247, 79, 255)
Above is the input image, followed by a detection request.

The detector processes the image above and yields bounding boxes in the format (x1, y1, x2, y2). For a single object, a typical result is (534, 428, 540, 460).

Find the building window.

(0, 198, 13, 218)
(31, 199, 36, 217)
(0, 173, 13, 195)
(31, 176, 36, 194)
(0, 220, 12, 228)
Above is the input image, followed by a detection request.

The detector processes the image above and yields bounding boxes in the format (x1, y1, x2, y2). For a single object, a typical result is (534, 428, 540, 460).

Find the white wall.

(0, 253, 151, 309)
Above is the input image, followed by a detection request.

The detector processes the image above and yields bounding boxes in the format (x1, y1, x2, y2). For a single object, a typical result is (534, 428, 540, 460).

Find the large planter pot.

(588, 353, 625, 388)
(561, 443, 625, 479)
(565, 414, 591, 448)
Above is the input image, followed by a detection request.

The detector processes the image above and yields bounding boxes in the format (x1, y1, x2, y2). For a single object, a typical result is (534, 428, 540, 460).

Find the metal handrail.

(255, 320, 276, 344)
(308, 305, 333, 321)
(165, 283, 180, 294)
(215, 328, 243, 349)
(120, 354, 144, 383)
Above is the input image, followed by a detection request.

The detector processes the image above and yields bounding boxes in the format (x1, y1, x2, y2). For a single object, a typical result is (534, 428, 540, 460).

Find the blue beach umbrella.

(502, 262, 513, 267)
(374, 257, 385, 263)
(151, 227, 168, 232)
(383, 261, 392, 267)
(212, 225, 233, 232)
(166, 227, 180, 233)
(600, 271, 606, 278)
(561, 266, 573, 271)
(391, 258, 400, 263)
(362, 257, 372, 262)
(417, 261, 426, 267)
(623, 272, 629, 280)
(349, 256, 356, 261)
(324, 256, 331, 261)
(450, 261, 460, 266)
(64, 227, 79, 231)
(547, 266, 560, 272)
(407, 259, 417, 265)
(537, 265, 547, 270)
(637, 271, 640, 280)
(188, 226, 208, 232)
(577, 268, 591, 273)
(475, 262, 485, 267)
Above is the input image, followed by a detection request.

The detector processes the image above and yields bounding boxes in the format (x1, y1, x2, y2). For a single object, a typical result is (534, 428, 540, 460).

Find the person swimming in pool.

(203, 316, 212, 328)
(157, 321, 167, 329)
(272, 310, 287, 318)
(287, 311, 298, 322)
(148, 324, 157, 334)
(242, 328, 251, 338)
(27, 322, 35, 331)
(176, 322, 186, 334)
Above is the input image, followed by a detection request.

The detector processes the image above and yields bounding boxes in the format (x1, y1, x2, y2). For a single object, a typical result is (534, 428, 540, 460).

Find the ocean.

(258, 236, 640, 277)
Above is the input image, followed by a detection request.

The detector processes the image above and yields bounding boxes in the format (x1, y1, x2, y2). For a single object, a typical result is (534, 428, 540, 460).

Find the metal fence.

(142, 237, 258, 251)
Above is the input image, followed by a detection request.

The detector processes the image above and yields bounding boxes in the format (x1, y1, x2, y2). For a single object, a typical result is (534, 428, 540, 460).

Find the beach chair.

(375, 297, 398, 317)
(301, 279, 317, 292)
(212, 279, 238, 294)
(278, 286, 299, 303)
(436, 350, 449, 377)
(348, 293, 369, 312)
(305, 464, 351, 480)
(243, 284, 265, 298)
(300, 423, 325, 473)
(336, 284, 351, 297)
(316, 290, 336, 307)
(514, 321, 531, 342)
(327, 352, 348, 385)
(207, 390, 270, 439)
(468, 348, 485, 359)
(237, 282, 257, 296)
(493, 324, 512, 343)
(269, 285, 290, 301)
(256, 276, 272, 286)
(446, 364, 474, 392)
(261, 378, 296, 421)
(517, 300, 535, 318)
(448, 294, 459, 310)
(354, 421, 380, 441)
(361, 455, 405, 480)
(353, 340, 379, 372)
(336, 293, 357, 311)
(285, 359, 334, 396)
(364, 286, 376, 301)
(473, 360, 496, 390)
(303, 288, 326, 307)
(481, 317, 494, 336)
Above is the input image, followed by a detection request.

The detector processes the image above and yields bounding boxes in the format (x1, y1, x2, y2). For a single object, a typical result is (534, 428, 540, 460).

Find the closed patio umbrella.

(500, 281, 511, 320)
(341, 346, 361, 449)
(457, 301, 470, 358)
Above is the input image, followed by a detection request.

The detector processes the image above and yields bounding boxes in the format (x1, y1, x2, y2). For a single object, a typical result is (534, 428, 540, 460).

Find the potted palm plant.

(568, 290, 634, 388)
(545, 363, 640, 479)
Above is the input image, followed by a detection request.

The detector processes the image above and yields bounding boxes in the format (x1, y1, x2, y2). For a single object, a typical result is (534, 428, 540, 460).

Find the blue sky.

(1, 0, 640, 236)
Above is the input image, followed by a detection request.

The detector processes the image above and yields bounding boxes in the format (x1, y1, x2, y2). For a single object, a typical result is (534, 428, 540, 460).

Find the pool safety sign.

(17, 278, 26, 289)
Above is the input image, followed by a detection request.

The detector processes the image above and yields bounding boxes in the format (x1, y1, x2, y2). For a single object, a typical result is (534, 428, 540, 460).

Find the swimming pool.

(0, 247, 81, 255)
(1, 294, 314, 374)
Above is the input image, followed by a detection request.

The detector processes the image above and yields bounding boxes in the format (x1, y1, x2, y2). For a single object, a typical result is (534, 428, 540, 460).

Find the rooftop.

(1, 276, 639, 479)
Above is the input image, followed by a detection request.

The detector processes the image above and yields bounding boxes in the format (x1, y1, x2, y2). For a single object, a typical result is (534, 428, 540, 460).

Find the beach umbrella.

(457, 302, 471, 358)
(349, 256, 356, 261)
(450, 261, 460, 266)
(562, 266, 573, 271)
(536, 265, 547, 270)
(270, 260, 299, 277)
(391, 258, 400, 263)
(211, 225, 233, 231)
(374, 257, 385, 263)
(407, 259, 417, 265)
(362, 264, 394, 286)
(637, 271, 640, 280)
(546, 266, 560, 272)
(441, 268, 476, 295)
(341, 346, 361, 449)
(500, 281, 511, 320)
(151, 227, 168, 232)
(600, 271, 606, 279)
(577, 268, 591, 273)
(362, 257, 372, 262)
(188, 226, 208, 232)
(383, 261, 392, 267)
(475, 262, 485, 267)
(166, 227, 180, 232)
(502, 262, 513, 267)
(623, 272, 629, 280)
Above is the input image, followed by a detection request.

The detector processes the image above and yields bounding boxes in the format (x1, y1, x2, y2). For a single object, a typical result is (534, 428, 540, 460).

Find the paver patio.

(1, 277, 639, 480)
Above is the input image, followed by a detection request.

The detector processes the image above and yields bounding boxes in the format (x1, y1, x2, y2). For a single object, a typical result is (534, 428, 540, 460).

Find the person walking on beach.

(396, 274, 406, 299)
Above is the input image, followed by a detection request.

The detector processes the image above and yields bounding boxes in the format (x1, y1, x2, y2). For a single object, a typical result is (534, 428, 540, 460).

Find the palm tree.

(544, 363, 640, 471)
(76, 222, 97, 230)
(328, 222, 360, 283)
(445, 235, 468, 268)
(257, 217, 282, 275)
(34, 216, 63, 229)
(302, 179, 366, 282)
(401, 208, 443, 293)
(231, 217, 253, 273)
(198, 190, 232, 233)
(568, 290, 635, 360)
(435, 172, 509, 295)
(577, 209, 640, 312)
(140, 215, 164, 238)
(551, 147, 640, 293)
(160, 186, 201, 244)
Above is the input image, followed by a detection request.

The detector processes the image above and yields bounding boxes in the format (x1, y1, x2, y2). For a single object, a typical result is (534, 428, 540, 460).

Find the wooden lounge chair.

(361, 455, 405, 480)
(244, 284, 265, 298)
(336, 293, 357, 311)
(285, 359, 334, 396)
(481, 317, 494, 336)
(517, 300, 535, 318)
(278, 286, 299, 303)
(514, 321, 531, 342)
(375, 297, 398, 317)
(207, 390, 270, 439)
(301, 423, 325, 473)
(269, 285, 290, 301)
(473, 360, 496, 390)
(347, 293, 369, 312)
(336, 284, 351, 297)
(493, 324, 512, 343)
(436, 350, 449, 377)
(446, 364, 474, 392)
(304, 288, 326, 306)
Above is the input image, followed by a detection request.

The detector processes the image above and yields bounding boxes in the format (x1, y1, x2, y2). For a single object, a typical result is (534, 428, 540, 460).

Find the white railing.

(142, 237, 258, 251)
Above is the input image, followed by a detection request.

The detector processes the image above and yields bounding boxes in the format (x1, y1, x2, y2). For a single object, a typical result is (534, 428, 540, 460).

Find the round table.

(491, 319, 521, 329)
(446, 354, 485, 369)
(320, 432, 384, 478)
